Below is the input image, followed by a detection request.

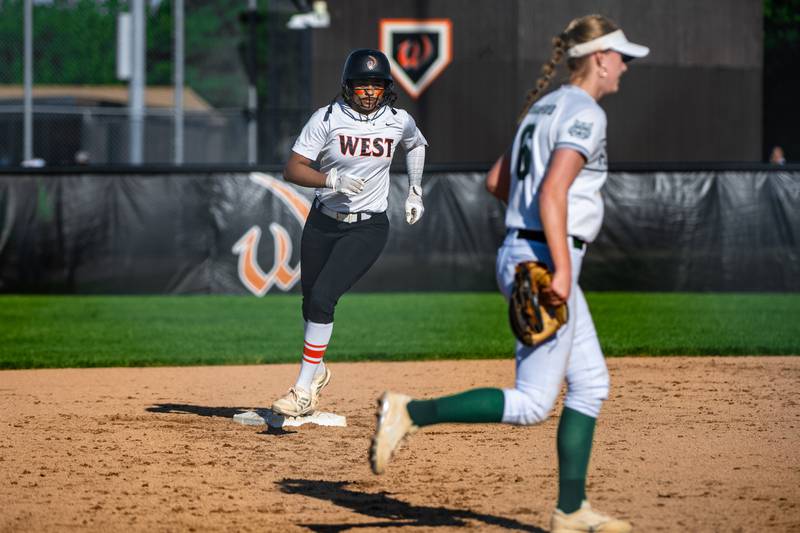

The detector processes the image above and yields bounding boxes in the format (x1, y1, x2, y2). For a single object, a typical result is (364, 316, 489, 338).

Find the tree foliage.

(764, 0, 800, 51)
(0, 0, 121, 85)
(0, 0, 267, 107)
(764, 0, 800, 74)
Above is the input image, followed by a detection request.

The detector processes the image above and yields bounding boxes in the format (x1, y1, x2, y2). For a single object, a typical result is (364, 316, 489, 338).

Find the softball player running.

(370, 15, 648, 533)
(272, 49, 428, 417)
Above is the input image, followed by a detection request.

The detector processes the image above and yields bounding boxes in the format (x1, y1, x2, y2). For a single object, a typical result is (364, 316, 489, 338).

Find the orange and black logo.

(380, 19, 452, 99)
(231, 173, 311, 296)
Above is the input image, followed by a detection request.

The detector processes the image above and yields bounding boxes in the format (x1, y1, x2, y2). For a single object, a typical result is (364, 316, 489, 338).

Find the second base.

(233, 409, 346, 428)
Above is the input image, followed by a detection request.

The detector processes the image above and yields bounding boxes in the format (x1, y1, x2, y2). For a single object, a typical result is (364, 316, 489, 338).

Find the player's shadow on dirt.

(147, 403, 247, 419)
(145, 404, 293, 435)
(278, 478, 546, 532)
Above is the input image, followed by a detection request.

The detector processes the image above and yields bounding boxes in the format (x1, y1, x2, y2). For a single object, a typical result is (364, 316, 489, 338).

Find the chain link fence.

(0, 105, 255, 166)
(0, 0, 311, 167)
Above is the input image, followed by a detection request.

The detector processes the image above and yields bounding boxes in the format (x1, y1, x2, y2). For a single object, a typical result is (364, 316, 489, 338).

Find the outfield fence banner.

(0, 169, 798, 294)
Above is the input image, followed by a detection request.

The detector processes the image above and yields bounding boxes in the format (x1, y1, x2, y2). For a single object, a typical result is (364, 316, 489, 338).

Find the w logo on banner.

(380, 19, 452, 99)
(231, 173, 311, 296)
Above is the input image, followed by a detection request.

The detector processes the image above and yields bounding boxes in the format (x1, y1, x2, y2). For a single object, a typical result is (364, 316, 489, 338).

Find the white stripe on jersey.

(505, 85, 608, 243)
(292, 100, 428, 214)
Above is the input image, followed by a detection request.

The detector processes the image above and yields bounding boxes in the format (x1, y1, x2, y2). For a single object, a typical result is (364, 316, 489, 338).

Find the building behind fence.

(0, 0, 766, 167)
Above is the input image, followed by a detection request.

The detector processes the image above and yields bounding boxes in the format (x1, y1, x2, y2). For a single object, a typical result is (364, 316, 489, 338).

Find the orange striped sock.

(295, 321, 332, 391)
(302, 340, 326, 365)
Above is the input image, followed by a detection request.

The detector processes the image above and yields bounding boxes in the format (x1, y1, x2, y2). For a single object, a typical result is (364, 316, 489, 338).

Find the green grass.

(0, 293, 798, 369)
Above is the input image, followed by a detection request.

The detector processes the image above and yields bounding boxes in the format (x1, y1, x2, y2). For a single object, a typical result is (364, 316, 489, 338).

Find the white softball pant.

(496, 231, 609, 425)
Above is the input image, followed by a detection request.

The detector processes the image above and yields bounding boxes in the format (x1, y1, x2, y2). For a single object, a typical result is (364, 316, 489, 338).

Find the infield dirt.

(1, 357, 798, 532)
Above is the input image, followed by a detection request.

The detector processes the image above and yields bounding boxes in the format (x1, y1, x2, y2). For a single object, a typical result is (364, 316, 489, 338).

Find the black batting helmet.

(336, 48, 397, 115)
(341, 49, 393, 86)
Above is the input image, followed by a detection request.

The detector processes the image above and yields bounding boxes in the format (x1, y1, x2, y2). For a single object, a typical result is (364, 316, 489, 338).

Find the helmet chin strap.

(353, 98, 382, 114)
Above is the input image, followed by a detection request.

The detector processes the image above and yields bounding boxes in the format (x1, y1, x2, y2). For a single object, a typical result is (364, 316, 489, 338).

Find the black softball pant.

(300, 204, 390, 323)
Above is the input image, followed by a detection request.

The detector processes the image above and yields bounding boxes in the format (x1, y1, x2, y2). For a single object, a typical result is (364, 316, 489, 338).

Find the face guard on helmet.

(340, 49, 397, 114)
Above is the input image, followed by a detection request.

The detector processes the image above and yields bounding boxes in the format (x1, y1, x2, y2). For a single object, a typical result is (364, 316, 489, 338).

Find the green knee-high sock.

(557, 407, 597, 514)
(406, 388, 504, 427)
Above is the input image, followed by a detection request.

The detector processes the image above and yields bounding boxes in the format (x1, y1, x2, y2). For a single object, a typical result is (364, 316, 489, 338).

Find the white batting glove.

(325, 168, 365, 196)
(405, 185, 424, 225)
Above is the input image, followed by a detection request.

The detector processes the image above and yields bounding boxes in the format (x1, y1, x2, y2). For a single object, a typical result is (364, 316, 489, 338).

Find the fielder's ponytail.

(516, 14, 619, 124)
(517, 35, 567, 123)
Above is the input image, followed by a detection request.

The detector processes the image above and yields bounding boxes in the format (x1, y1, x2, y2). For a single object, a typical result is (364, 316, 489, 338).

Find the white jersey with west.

(292, 100, 428, 213)
(506, 84, 608, 243)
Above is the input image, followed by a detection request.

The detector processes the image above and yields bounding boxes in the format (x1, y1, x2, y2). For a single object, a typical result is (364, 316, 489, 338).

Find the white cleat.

(271, 387, 316, 417)
(311, 365, 332, 402)
(370, 392, 418, 474)
(551, 500, 632, 533)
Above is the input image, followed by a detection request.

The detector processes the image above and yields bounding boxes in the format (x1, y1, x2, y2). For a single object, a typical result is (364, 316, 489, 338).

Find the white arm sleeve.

(405, 144, 426, 192)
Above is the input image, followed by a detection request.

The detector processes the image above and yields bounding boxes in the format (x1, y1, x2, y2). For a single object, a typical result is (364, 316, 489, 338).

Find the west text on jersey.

(338, 135, 395, 158)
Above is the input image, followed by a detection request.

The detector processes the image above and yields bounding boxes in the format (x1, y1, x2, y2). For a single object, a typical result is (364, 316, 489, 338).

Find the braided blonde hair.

(517, 14, 619, 123)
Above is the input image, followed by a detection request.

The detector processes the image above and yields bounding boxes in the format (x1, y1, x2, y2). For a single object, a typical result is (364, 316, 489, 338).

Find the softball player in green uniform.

(369, 15, 648, 533)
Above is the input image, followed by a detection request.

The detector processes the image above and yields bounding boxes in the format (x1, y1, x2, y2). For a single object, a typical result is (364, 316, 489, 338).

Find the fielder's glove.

(405, 185, 424, 225)
(325, 168, 365, 196)
(509, 261, 568, 346)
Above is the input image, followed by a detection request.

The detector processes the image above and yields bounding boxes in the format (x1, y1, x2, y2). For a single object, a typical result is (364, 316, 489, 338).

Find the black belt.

(517, 229, 585, 250)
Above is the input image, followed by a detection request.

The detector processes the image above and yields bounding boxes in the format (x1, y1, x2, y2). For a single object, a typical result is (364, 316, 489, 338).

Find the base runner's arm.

(404, 144, 426, 224)
(283, 152, 327, 188)
(486, 150, 511, 202)
(284, 151, 364, 195)
(406, 144, 425, 194)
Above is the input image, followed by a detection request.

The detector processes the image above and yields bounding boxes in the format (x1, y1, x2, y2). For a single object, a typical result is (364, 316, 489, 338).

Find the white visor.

(567, 30, 649, 61)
